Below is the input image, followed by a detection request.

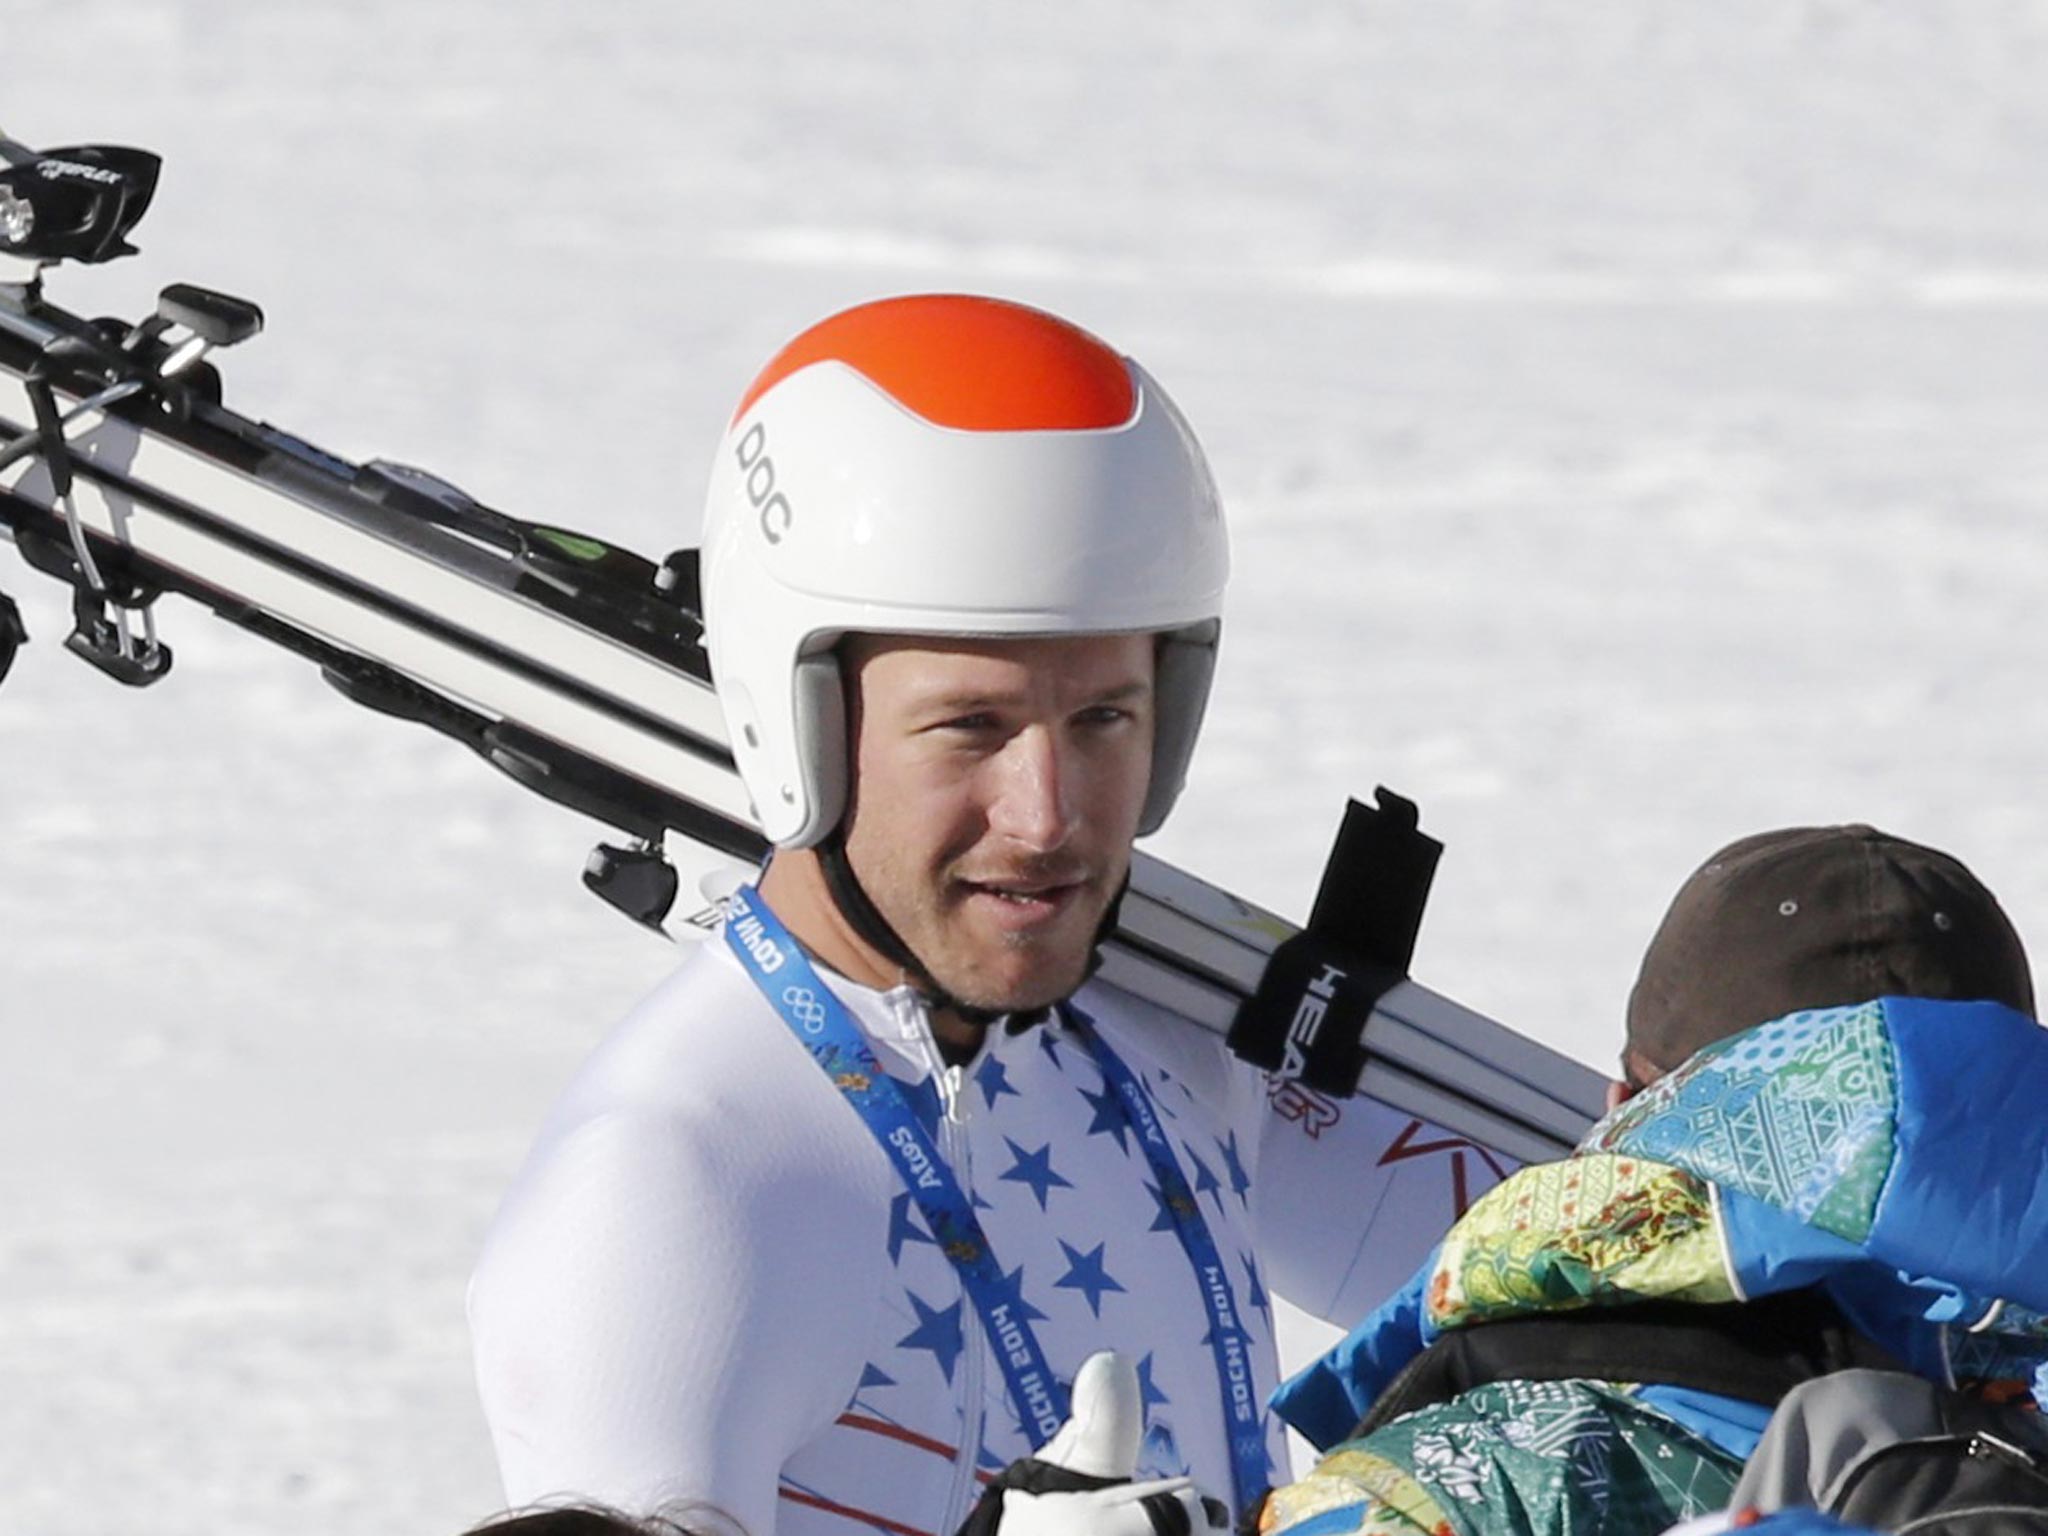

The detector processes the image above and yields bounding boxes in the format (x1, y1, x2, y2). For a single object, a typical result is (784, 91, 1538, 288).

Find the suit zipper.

(936, 1059, 986, 1533)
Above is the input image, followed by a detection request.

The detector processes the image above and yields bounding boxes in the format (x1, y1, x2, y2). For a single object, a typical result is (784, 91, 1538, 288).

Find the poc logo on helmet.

(733, 422, 794, 545)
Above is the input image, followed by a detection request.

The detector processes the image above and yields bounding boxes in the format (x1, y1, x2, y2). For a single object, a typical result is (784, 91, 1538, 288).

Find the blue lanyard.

(724, 885, 1070, 1447)
(1081, 1006, 1269, 1510)
(723, 885, 1267, 1511)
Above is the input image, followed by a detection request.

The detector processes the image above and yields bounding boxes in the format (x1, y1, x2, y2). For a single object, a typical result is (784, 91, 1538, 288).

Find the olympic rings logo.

(781, 985, 830, 1034)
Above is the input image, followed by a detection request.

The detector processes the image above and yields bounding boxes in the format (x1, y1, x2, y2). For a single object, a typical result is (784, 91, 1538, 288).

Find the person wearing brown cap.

(1256, 824, 2045, 1536)
(1616, 823, 2035, 1102)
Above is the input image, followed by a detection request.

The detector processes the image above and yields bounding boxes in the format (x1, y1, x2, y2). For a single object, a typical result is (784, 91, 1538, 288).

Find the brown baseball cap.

(1625, 824, 2035, 1077)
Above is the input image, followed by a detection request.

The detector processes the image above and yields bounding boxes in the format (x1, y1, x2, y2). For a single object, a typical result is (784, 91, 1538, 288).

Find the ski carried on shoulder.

(0, 133, 1603, 1167)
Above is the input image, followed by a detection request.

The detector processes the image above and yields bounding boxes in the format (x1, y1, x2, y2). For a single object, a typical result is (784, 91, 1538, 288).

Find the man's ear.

(1607, 1045, 1663, 1112)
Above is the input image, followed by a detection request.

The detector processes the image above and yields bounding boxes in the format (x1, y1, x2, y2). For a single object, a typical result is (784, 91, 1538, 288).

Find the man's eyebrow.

(1086, 680, 1152, 705)
(909, 689, 1016, 718)
(916, 678, 1152, 714)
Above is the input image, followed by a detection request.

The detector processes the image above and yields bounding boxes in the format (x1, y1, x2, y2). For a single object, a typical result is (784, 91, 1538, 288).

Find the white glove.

(967, 1352, 1232, 1536)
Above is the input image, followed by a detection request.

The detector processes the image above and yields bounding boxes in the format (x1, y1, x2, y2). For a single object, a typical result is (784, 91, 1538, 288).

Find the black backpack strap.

(1356, 1288, 1904, 1437)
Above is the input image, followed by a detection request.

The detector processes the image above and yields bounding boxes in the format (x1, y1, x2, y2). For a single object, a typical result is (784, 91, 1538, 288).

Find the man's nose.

(985, 727, 1077, 851)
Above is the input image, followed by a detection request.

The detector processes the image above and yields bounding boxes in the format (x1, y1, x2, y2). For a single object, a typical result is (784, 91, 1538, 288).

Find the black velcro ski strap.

(1355, 1289, 1908, 1438)
(1226, 787, 1442, 1096)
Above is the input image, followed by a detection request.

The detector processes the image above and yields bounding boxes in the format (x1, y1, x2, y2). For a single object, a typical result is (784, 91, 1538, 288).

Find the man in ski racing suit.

(468, 296, 1479, 1536)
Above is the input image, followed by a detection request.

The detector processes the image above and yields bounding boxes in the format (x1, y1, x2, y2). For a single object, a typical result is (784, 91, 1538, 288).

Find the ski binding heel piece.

(153, 283, 263, 350)
(64, 584, 171, 687)
(584, 839, 681, 934)
(119, 283, 264, 388)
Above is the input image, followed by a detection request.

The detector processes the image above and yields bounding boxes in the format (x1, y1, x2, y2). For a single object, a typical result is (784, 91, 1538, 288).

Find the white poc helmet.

(701, 294, 1228, 849)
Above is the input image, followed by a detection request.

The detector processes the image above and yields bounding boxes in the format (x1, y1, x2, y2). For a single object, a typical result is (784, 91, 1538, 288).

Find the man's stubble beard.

(858, 840, 1123, 1014)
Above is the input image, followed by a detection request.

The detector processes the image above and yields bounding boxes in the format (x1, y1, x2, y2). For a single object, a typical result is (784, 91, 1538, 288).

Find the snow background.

(5, 2, 2048, 1530)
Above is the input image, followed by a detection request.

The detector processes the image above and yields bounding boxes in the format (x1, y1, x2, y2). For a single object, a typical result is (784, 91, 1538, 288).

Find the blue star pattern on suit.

(1136, 1350, 1172, 1413)
(989, 1263, 1051, 1325)
(1078, 1081, 1133, 1155)
(897, 1290, 966, 1383)
(974, 1053, 1021, 1111)
(1182, 1141, 1224, 1214)
(998, 1138, 1075, 1211)
(886, 1192, 937, 1266)
(1238, 1250, 1269, 1314)
(1053, 1238, 1126, 1317)
(1149, 1069, 1181, 1121)
(691, 893, 1293, 1527)
(1219, 1131, 1252, 1206)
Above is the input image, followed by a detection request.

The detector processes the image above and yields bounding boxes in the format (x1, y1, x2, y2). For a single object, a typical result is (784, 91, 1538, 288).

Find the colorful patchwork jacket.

(1260, 997, 2048, 1536)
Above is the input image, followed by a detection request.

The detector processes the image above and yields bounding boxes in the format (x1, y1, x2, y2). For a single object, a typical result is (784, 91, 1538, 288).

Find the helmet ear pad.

(787, 651, 848, 849)
(1139, 619, 1220, 837)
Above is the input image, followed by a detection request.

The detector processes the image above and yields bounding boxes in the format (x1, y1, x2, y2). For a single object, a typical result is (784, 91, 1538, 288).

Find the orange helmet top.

(732, 294, 1136, 432)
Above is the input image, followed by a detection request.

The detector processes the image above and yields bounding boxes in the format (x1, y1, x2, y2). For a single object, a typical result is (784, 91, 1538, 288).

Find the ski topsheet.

(0, 210, 1605, 1172)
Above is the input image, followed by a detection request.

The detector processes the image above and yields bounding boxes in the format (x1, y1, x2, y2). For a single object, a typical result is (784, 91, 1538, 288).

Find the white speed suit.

(469, 923, 1504, 1536)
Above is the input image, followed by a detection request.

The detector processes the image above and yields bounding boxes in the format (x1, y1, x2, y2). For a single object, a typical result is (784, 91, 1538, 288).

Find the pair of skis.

(0, 135, 1603, 1168)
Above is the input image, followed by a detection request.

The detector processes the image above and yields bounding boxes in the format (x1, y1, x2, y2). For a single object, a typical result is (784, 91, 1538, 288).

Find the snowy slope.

(5, 3, 2048, 1532)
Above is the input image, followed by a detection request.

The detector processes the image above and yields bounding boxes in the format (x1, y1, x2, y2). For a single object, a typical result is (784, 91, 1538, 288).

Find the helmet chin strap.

(817, 829, 1008, 1027)
(816, 829, 1125, 1033)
